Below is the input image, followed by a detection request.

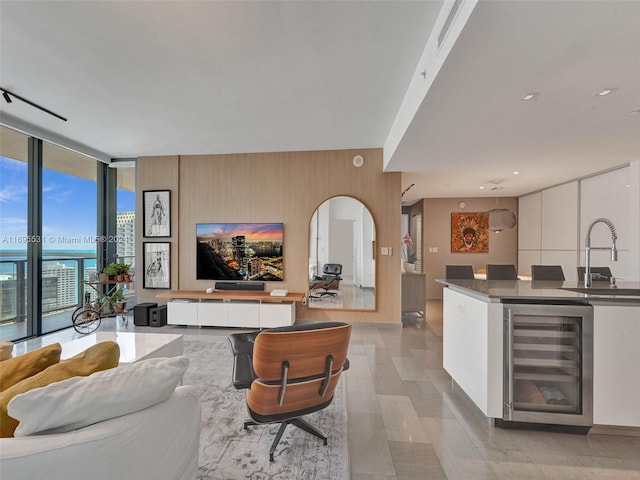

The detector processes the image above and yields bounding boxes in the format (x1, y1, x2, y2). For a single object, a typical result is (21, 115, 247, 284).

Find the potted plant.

(115, 263, 131, 282)
(402, 233, 417, 273)
(102, 262, 131, 282)
(108, 289, 127, 314)
(101, 263, 118, 283)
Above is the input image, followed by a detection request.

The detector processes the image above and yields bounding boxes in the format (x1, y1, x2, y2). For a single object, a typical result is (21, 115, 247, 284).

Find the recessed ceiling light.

(479, 186, 485, 190)
(520, 92, 539, 101)
(596, 88, 617, 96)
(513, 171, 520, 175)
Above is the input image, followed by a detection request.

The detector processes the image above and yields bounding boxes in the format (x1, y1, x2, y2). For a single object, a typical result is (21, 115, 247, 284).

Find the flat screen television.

(196, 223, 284, 282)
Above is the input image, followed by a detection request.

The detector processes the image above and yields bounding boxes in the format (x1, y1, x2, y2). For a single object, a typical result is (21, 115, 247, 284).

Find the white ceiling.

(1, 1, 639, 203)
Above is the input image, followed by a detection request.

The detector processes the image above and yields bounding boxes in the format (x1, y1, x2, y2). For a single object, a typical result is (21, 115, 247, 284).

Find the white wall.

(518, 162, 639, 282)
(310, 203, 331, 279)
(360, 205, 375, 288)
(630, 161, 640, 282)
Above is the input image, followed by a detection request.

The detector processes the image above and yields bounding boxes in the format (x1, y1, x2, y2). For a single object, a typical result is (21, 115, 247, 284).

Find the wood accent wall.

(136, 156, 180, 299)
(136, 148, 401, 324)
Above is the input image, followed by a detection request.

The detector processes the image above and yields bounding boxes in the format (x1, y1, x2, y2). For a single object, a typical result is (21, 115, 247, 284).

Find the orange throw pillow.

(0, 343, 62, 392)
(0, 341, 119, 437)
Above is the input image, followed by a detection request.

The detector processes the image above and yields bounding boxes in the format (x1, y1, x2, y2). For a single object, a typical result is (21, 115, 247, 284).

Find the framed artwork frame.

(143, 242, 171, 289)
(143, 190, 171, 237)
(451, 212, 489, 253)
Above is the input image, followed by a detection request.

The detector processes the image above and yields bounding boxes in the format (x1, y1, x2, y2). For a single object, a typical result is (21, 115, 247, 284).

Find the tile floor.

(15, 301, 640, 479)
(346, 302, 640, 480)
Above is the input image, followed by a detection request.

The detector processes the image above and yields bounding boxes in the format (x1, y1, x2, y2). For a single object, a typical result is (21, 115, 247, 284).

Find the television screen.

(196, 223, 284, 281)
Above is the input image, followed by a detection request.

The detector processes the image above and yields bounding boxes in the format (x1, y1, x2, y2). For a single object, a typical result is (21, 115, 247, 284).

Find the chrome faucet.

(584, 218, 618, 287)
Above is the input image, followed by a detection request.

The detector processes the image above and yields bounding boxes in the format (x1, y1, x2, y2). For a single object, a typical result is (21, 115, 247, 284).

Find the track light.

(401, 183, 415, 198)
(0, 87, 67, 121)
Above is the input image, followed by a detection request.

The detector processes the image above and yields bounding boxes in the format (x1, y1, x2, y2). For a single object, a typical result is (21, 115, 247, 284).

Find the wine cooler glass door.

(504, 304, 593, 426)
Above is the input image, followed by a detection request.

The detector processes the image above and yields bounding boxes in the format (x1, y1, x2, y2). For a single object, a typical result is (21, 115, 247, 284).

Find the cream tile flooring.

(17, 301, 640, 479)
(346, 301, 640, 480)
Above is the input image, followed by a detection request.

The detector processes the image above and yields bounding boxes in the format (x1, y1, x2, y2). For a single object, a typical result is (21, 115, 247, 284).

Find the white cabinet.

(166, 297, 295, 328)
(227, 302, 260, 328)
(518, 192, 542, 250)
(593, 305, 640, 427)
(260, 303, 295, 328)
(443, 288, 503, 418)
(198, 301, 231, 327)
(580, 167, 631, 251)
(198, 301, 262, 328)
(542, 182, 578, 250)
(167, 301, 199, 326)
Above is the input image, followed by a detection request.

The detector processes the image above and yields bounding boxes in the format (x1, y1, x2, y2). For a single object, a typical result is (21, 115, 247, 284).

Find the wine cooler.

(503, 303, 593, 427)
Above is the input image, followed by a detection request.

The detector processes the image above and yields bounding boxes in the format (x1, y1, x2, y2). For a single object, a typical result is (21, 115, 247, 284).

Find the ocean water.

(0, 250, 97, 274)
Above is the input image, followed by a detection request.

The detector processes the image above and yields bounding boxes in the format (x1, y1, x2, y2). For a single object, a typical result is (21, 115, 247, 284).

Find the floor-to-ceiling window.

(0, 125, 130, 342)
(41, 142, 98, 334)
(116, 166, 136, 300)
(0, 127, 30, 340)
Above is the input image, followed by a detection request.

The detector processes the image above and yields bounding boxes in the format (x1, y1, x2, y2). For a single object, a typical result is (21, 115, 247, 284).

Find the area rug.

(308, 291, 344, 308)
(182, 336, 349, 480)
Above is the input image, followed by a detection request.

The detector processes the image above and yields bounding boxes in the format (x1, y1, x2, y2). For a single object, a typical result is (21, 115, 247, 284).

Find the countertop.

(436, 279, 640, 304)
(156, 289, 305, 303)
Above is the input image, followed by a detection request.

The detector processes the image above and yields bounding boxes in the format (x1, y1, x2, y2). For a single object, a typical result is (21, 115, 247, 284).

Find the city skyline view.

(0, 155, 135, 253)
(196, 223, 284, 281)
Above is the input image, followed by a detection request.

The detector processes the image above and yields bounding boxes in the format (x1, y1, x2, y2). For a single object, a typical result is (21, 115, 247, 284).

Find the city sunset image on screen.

(196, 223, 284, 281)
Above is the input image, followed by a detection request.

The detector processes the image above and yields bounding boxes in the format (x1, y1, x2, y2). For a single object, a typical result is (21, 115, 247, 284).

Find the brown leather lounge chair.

(309, 263, 342, 297)
(227, 322, 351, 462)
(310, 276, 341, 297)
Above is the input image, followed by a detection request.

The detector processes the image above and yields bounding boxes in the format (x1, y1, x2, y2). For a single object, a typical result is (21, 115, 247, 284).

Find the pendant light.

(486, 179, 516, 232)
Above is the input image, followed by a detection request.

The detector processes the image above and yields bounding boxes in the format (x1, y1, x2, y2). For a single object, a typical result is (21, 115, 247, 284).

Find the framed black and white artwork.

(143, 242, 170, 289)
(143, 190, 171, 237)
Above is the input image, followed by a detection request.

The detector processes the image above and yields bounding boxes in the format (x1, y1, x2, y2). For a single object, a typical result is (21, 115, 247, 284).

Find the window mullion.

(27, 137, 43, 337)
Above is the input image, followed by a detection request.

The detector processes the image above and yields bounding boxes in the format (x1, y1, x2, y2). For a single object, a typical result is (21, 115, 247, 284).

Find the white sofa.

(0, 385, 201, 480)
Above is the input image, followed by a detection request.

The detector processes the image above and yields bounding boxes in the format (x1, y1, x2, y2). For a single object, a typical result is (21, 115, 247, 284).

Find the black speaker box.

(134, 302, 157, 326)
(149, 305, 167, 327)
(215, 282, 264, 291)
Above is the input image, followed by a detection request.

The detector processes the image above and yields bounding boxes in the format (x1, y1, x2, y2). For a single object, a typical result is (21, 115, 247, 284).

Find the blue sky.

(0, 156, 135, 252)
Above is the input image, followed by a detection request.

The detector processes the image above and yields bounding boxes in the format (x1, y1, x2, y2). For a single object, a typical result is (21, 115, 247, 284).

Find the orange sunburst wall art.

(451, 212, 489, 253)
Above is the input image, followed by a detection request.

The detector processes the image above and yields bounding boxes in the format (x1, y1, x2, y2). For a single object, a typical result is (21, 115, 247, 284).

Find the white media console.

(156, 290, 305, 328)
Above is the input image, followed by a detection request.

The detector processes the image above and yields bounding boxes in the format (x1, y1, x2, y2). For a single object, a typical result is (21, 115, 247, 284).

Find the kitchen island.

(437, 279, 640, 430)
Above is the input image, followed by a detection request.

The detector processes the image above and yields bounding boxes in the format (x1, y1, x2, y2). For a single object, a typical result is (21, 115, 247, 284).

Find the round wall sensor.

(352, 155, 364, 167)
(459, 201, 466, 209)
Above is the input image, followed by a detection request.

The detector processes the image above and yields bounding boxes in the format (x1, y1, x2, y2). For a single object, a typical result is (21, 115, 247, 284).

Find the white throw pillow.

(8, 356, 189, 436)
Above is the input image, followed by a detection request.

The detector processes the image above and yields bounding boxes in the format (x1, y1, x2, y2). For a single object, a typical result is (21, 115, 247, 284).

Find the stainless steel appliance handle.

(506, 308, 515, 420)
